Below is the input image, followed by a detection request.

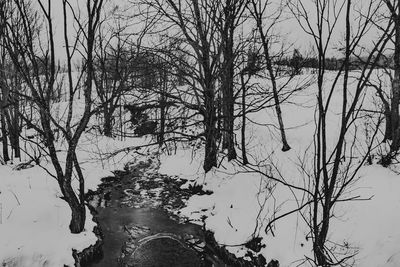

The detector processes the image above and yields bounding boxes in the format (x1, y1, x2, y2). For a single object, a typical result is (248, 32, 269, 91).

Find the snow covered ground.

(0, 128, 149, 266)
(159, 72, 400, 266)
(1, 70, 399, 266)
(0, 165, 98, 267)
(159, 150, 400, 266)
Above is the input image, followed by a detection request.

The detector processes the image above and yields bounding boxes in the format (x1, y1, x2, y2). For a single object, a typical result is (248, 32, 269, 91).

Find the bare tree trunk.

(159, 101, 166, 146)
(204, 86, 218, 172)
(379, 94, 392, 141)
(62, 0, 103, 233)
(390, 1, 400, 152)
(103, 106, 113, 137)
(217, 90, 222, 140)
(12, 104, 20, 159)
(157, 64, 168, 146)
(263, 43, 290, 152)
(0, 110, 9, 162)
(193, 0, 218, 172)
(8, 120, 20, 159)
(0, 70, 9, 162)
(240, 72, 248, 165)
(0, 0, 104, 234)
(252, 2, 291, 151)
(69, 152, 86, 233)
(7, 85, 20, 158)
(155, 0, 220, 171)
(220, 0, 238, 161)
(221, 45, 237, 160)
(60, 0, 104, 233)
(0, 1, 8, 163)
(62, 176, 86, 233)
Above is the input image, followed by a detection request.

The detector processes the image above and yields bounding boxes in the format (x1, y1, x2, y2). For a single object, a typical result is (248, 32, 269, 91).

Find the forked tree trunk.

(66, 191, 86, 233)
(191, 0, 218, 172)
(60, 173, 86, 233)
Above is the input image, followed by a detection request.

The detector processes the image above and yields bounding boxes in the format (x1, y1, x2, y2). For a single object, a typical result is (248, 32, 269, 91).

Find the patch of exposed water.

(85, 160, 214, 267)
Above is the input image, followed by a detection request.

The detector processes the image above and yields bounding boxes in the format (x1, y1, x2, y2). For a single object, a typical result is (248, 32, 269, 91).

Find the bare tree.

(0, 49, 23, 161)
(0, 1, 10, 162)
(93, 4, 159, 138)
(377, 1, 400, 155)
(94, 16, 132, 137)
(289, 0, 391, 264)
(218, 0, 249, 161)
(145, 0, 223, 172)
(0, 0, 104, 233)
(249, 0, 291, 151)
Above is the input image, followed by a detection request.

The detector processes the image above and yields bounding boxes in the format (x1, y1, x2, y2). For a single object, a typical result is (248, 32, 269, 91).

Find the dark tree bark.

(203, 86, 218, 172)
(374, 86, 392, 141)
(0, 66, 9, 162)
(158, 67, 168, 146)
(217, 91, 222, 140)
(62, 0, 103, 233)
(0, 110, 9, 162)
(389, 0, 400, 152)
(220, 0, 237, 161)
(0, 2, 9, 163)
(103, 106, 113, 137)
(240, 72, 248, 165)
(191, 0, 219, 172)
(6, 80, 21, 159)
(261, 35, 291, 152)
(219, 0, 248, 161)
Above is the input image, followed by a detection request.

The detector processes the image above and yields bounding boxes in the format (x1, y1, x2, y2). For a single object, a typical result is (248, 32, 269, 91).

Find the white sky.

(44, 0, 389, 61)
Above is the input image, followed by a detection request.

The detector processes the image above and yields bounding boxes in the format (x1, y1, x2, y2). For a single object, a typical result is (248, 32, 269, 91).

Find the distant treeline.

(277, 50, 394, 72)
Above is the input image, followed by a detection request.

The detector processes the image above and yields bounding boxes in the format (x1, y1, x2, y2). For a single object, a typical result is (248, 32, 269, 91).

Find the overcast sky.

(44, 0, 387, 62)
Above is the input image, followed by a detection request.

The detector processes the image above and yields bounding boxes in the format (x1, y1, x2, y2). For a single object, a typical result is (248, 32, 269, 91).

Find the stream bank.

(83, 156, 269, 266)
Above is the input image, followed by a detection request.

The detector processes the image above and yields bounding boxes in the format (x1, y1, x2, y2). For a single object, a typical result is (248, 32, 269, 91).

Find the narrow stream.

(85, 160, 216, 267)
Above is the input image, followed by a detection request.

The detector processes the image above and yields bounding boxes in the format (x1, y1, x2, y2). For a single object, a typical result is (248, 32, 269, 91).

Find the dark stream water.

(85, 161, 218, 267)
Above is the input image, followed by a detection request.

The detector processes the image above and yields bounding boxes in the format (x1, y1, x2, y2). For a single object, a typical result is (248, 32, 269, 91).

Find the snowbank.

(0, 131, 149, 266)
(158, 72, 400, 266)
(0, 165, 97, 267)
